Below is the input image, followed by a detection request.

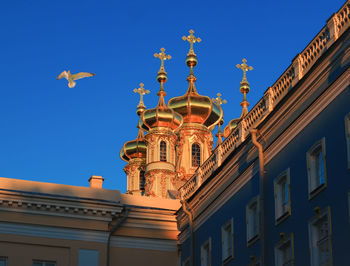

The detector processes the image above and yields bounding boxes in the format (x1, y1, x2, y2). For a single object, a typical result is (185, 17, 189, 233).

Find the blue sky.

(0, 0, 345, 192)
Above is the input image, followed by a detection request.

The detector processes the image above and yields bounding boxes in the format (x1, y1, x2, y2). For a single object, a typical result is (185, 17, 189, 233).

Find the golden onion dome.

(168, 30, 222, 131)
(141, 89, 183, 131)
(120, 126, 147, 162)
(141, 48, 183, 132)
(223, 118, 240, 138)
(168, 78, 223, 130)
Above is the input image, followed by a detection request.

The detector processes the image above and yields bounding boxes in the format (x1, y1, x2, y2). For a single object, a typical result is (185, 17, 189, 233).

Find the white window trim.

(200, 237, 212, 266)
(221, 218, 234, 263)
(345, 113, 350, 169)
(306, 138, 327, 199)
(274, 168, 291, 224)
(246, 195, 260, 245)
(308, 207, 333, 266)
(274, 233, 294, 266)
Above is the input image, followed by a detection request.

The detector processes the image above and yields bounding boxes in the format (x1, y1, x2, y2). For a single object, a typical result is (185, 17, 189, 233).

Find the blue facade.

(178, 4, 350, 265)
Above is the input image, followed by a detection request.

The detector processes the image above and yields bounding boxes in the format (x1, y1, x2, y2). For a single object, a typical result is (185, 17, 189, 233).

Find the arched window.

(192, 143, 201, 167)
(160, 141, 167, 162)
(139, 170, 145, 191)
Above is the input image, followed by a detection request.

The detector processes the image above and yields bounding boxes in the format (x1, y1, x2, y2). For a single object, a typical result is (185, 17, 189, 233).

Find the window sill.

(247, 234, 260, 247)
(275, 210, 291, 226)
(308, 183, 327, 200)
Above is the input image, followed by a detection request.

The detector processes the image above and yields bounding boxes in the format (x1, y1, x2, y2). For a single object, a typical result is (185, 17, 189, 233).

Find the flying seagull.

(56, 70, 95, 88)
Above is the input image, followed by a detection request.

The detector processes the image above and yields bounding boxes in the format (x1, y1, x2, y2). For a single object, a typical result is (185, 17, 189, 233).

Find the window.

(274, 234, 294, 266)
(33, 261, 56, 266)
(221, 218, 234, 263)
(307, 138, 327, 198)
(78, 249, 99, 266)
(139, 170, 145, 191)
(309, 208, 332, 266)
(160, 141, 167, 162)
(192, 143, 201, 167)
(246, 196, 260, 244)
(0, 257, 8, 266)
(200, 238, 211, 266)
(345, 113, 350, 169)
(274, 169, 291, 223)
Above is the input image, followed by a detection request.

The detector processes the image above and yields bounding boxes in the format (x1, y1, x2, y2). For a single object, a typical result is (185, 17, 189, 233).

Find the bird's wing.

(71, 72, 95, 80)
(57, 71, 68, 80)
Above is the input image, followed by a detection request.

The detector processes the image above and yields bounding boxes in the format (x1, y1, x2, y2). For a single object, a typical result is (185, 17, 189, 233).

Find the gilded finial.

(182, 29, 202, 56)
(154, 48, 171, 84)
(133, 83, 150, 116)
(212, 93, 226, 147)
(212, 93, 227, 106)
(236, 58, 253, 86)
(236, 58, 253, 118)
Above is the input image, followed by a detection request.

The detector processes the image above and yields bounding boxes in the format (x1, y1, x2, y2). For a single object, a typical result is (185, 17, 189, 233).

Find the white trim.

(0, 222, 177, 251)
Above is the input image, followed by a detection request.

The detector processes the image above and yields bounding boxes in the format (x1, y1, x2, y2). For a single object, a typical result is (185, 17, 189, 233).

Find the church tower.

(168, 30, 223, 180)
(140, 48, 184, 198)
(120, 83, 149, 195)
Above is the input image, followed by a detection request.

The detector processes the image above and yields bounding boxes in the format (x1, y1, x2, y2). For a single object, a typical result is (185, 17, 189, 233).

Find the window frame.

(246, 196, 260, 245)
(200, 237, 212, 266)
(221, 218, 234, 264)
(274, 233, 294, 266)
(274, 168, 291, 225)
(308, 207, 333, 266)
(192, 142, 201, 168)
(345, 113, 350, 169)
(306, 138, 327, 199)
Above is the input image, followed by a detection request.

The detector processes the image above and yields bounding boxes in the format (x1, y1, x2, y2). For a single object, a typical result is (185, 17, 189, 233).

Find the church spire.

(236, 58, 253, 118)
(154, 47, 171, 108)
(182, 29, 201, 94)
(134, 83, 150, 116)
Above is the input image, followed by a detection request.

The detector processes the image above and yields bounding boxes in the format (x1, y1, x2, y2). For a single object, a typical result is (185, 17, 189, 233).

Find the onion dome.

(140, 48, 183, 132)
(120, 84, 149, 162)
(167, 30, 223, 130)
(120, 125, 147, 162)
(223, 118, 240, 138)
(224, 59, 253, 138)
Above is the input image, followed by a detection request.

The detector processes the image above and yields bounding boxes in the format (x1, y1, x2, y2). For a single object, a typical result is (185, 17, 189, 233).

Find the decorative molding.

(0, 222, 177, 251)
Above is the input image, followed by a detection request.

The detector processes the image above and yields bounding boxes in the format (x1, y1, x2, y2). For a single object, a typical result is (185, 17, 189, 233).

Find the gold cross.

(154, 48, 171, 70)
(182, 29, 201, 54)
(236, 58, 253, 81)
(133, 83, 150, 107)
(213, 93, 227, 106)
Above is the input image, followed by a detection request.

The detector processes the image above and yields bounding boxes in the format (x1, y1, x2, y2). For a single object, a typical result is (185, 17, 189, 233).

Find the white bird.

(56, 70, 95, 88)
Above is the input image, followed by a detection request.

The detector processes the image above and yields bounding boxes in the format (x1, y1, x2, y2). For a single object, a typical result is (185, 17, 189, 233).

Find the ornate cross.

(213, 93, 227, 106)
(154, 48, 171, 70)
(182, 29, 201, 54)
(133, 83, 150, 107)
(236, 58, 253, 81)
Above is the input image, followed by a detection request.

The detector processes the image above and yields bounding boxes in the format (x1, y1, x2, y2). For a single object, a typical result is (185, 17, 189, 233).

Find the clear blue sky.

(0, 0, 345, 192)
